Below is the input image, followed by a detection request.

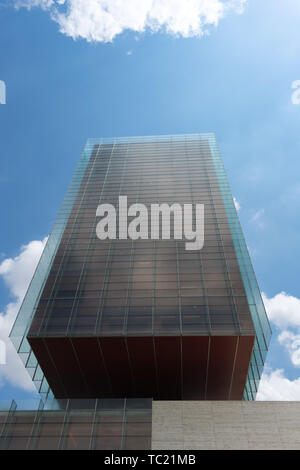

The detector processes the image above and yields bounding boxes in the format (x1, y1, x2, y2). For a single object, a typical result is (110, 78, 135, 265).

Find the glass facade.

(10, 134, 271, 401)
(0, 398, 152, 450)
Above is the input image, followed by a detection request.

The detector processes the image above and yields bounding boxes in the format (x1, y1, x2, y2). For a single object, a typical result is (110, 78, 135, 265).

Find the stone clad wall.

(152, 401, 300, 450)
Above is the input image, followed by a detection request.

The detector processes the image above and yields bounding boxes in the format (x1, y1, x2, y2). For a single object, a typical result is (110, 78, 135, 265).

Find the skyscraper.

(2, 134, 274, 450)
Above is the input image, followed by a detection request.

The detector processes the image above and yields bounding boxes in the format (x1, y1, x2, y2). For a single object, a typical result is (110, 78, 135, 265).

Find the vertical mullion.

(58, 399, 69, 450)
(123, 141, 143, 335)
(26, 399, 44, 450)
(88, 398, 98, 450)
(95, 141, 129, 334)
(120, 399, 127, 450)
(67, 143, 114, 334)
(185, 140, 212, 336)
(0, 400, 17, 450)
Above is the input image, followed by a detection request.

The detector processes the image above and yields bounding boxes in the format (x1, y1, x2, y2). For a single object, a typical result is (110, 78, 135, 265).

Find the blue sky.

(1, 0, 300, 402)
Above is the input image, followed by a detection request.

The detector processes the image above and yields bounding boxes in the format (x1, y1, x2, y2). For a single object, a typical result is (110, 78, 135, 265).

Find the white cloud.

(252, 208, 264, 221)
(0, 238, 47, 391)
(15, 0, 54, 8)
(262, 291, 300, 370)
(126, 50, 133, 56)
(251, 208, 266, 229)
(257, 368, 300, 401)
(233, 197, 241, 211)
(291, 80, 300, 105)
(14, 0, 247, 43)
(262, 291, 300, 330)
(278, 330, 300, 367)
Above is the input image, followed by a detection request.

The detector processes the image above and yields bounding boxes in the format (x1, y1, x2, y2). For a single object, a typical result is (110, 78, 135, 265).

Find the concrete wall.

(152, 401, 300, 450)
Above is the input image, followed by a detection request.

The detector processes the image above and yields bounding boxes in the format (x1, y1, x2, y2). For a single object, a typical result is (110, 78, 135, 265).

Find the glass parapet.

(0, 398, 152, 450)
